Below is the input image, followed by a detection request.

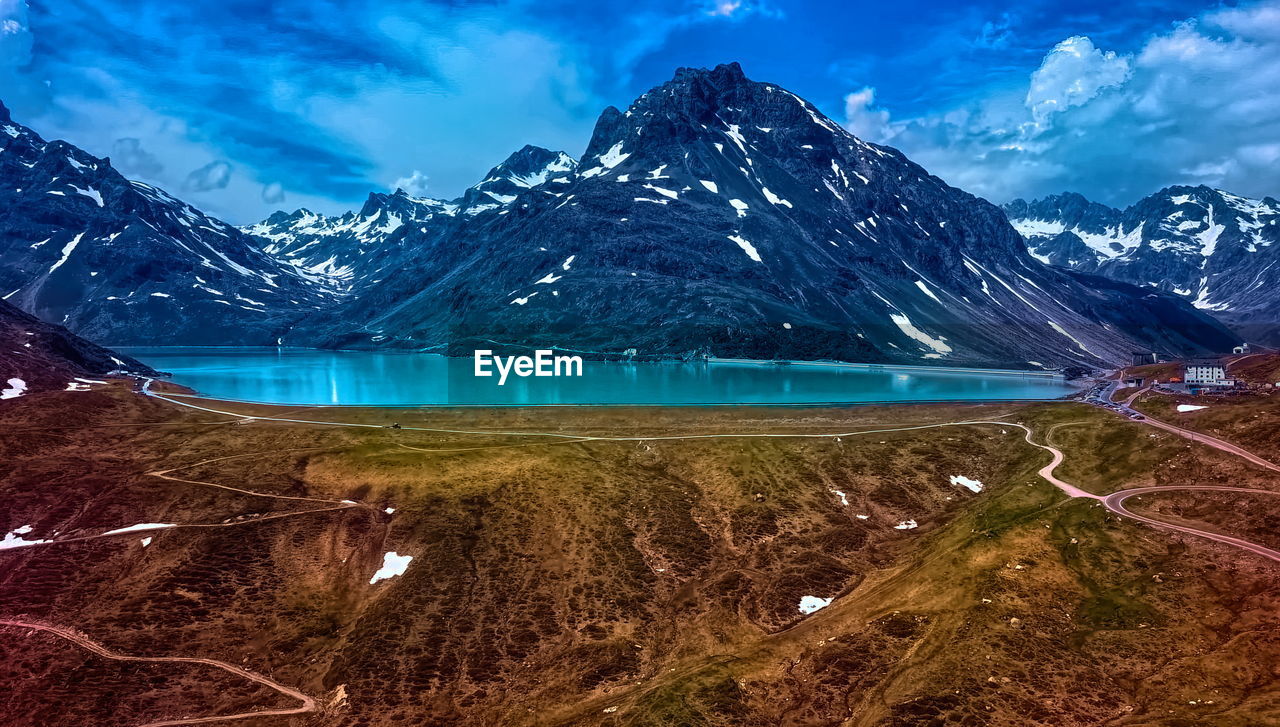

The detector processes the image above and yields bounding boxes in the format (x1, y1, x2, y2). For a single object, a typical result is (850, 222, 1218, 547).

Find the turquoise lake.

(118, 348, 1078, 406)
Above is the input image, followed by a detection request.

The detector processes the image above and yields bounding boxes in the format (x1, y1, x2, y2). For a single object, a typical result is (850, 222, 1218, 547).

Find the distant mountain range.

(0, 65, 1252, 369)
(243, 146, 578, 297)
(1004, 187, 1280, 343)
(0, 102, 332, 346)
(262, 63, 1238, 368)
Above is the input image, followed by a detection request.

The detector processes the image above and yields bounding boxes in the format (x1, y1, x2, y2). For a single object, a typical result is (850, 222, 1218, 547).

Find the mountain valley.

(250, 65, 1241, 369)
(1, 66, 1254, 369)
(3, 52, 1280, 727)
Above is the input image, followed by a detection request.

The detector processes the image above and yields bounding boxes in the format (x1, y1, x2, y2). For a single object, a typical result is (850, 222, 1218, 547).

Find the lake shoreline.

(152, 389, 1083, 409)
(117, 347, 1083, 407)
(117, 345, 1066, 377)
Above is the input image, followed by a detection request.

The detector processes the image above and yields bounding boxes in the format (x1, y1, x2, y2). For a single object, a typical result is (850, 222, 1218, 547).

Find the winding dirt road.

(0, 445, 369, 723)
(0, 447, 369, 553)
(1089, 382, 1280, 557)
(1101, 382, 1280, 473)
(146, 378, 1280, 565)
(0, 619, 316, 726)
(1140, 415, 1280, 473)
(6, 378, 1280, 726)
(1102, 485, 1280, 563)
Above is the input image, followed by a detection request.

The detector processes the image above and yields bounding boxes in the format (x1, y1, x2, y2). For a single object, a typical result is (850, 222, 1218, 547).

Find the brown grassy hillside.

(2, 389, 1279, 725)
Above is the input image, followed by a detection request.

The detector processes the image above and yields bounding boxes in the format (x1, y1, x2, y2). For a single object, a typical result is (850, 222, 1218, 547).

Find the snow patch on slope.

(371, 551, 413, 584)
(727, 235, 762, 263)
(889, 314, 951, 355)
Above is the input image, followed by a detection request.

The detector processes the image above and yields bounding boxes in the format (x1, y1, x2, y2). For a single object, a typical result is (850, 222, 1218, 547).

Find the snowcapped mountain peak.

(0, 102, 329, 345)
(1008, 186, 1280, 267)
(1215, 188, 1280, 217)
(494, 145, 576, 188)
(1147, 185, 1280, 241)
(262, 208, 318, 226)
(459, 145, 577, 214)
(243, 190, 458, 293)
(561, 61, 1031, 279)
(358, 188, 455, 220)
(1004, 185, 1280, 340)
(277, 64, 1238, 364)
(579, 62, 884, 170)
(247, 146, 576, 294)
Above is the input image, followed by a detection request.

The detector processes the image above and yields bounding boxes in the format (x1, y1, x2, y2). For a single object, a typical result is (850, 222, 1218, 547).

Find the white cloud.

(0, 0, 34, 104)
(261, 181, 285, 204)
(392, 170, 430, 196)
(843, 87, 892, 142)
(183, 160, 232, 192)
(1025, 36, 1130, 124)
(702, 0, 780, 20)
(706, 0, 741, 17)
(1207, 1, 1280, 41)
(0, 0, 31, 68)
(111, 137, 164, 178)
(1240, 141, 1280, 166)
(853, 0, 1280, 206)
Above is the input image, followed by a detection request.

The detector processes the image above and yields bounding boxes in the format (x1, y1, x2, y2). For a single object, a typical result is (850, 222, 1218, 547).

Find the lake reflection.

(119, 347, 1077, 406)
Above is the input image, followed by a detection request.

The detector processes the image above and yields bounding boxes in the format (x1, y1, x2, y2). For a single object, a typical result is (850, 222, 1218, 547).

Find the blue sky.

(2, 0, 1278, 222)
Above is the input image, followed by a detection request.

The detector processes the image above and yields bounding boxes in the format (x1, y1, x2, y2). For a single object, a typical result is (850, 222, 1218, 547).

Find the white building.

(1183, 359, 1230, 386)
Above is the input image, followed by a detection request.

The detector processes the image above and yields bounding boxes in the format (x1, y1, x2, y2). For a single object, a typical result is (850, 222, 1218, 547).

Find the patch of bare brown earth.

(2, 383, 1280, 725)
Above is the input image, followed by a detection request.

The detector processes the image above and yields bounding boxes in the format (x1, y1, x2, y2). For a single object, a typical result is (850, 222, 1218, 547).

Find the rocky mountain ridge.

(265, 63, 1239, 368)
(1004, 186, 1280, 343)
(242, 146, 578, 296)
(0, 298, 154, 396)
(0, 101, 332, 346)
(0, 65, 1246, 368)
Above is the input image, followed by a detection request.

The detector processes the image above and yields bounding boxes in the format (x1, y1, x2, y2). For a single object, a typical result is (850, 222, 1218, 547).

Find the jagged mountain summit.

(243, 147, 577, 295)
(276, 63, 1237, 368)
(1004, 186, 1280, 343)
(457, 145, 577, 214)
(243, 191, 456, 294)
(0, 101, 332, 346)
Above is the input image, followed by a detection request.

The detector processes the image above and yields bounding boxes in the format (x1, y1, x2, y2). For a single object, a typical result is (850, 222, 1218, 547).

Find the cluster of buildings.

(1180, 358, 1234, 389)
(1128, 345, 1250, 395)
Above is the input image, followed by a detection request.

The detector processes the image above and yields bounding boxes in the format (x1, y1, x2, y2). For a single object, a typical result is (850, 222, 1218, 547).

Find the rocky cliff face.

(0, 298, 153, 395)
(0, 101, 332, 345)
(1005, 186, 1280, 343)
(274, 63, 1238, 367)
(242, 146, 578, 296)
(242, 191, 457, 295)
